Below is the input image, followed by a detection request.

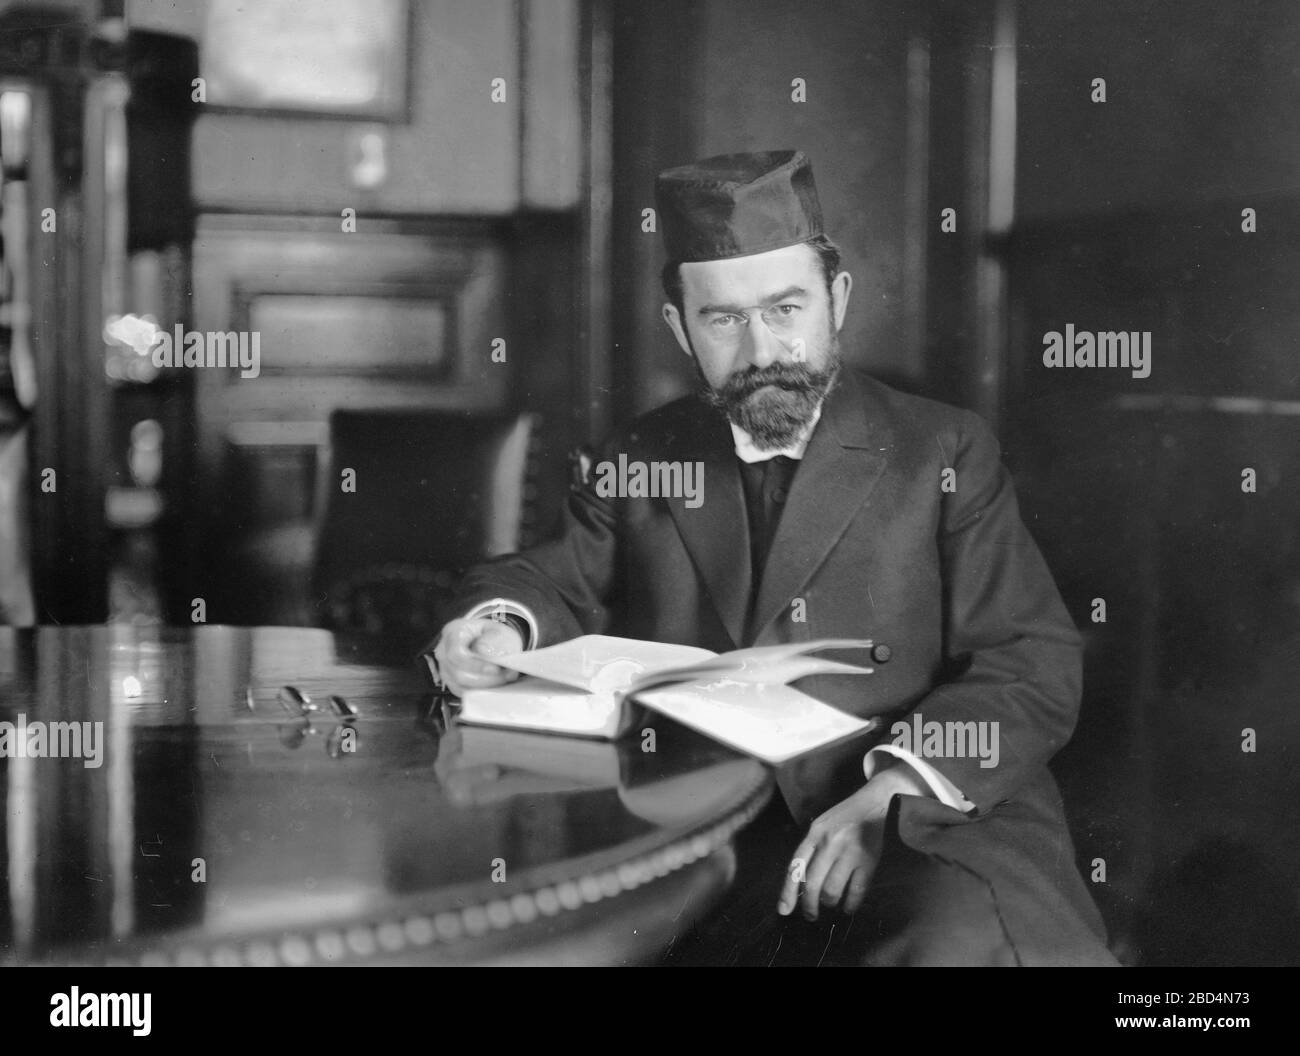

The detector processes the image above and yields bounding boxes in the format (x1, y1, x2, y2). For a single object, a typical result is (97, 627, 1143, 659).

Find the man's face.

(662, 243, 852, 450)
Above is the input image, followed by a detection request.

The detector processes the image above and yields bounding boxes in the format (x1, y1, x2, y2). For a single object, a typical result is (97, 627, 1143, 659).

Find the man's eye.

(774, 304, 800, 317)
(711, 315, 742, 328)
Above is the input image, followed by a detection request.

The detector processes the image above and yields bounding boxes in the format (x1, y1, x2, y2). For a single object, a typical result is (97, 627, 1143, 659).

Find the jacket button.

(871, 644, 891, 663)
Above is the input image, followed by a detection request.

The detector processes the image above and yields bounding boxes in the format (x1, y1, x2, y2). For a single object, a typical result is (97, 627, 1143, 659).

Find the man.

(427, 150, 1115, 966)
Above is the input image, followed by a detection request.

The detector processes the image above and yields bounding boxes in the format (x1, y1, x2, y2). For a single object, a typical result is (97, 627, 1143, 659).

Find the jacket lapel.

(748, 370, 890, 641)
(661, 404, 753, 649)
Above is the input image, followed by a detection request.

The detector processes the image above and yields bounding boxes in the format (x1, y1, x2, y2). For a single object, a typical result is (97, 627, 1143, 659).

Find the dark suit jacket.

(440, 370, 1108, 959)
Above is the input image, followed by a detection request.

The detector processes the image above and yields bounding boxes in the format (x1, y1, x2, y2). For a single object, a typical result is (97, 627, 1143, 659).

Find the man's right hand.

(432, 618, 525, 697)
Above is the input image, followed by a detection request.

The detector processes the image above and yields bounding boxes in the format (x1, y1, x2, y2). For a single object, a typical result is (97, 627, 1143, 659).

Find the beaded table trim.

(42, 766, 773, 967)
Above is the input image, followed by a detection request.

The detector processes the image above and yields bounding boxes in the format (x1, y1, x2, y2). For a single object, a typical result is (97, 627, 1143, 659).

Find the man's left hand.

(777, 762, 927, 921)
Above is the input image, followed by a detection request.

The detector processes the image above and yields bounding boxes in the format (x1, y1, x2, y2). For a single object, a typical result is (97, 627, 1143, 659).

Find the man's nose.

(741, 313, 783, 369)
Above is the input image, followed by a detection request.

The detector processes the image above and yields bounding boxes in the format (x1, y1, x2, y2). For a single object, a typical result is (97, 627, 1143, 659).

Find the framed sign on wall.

(201, 0, 409, 120)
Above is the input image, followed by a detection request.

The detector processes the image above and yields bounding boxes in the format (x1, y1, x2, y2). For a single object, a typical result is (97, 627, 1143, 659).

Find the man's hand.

(778, 761, 927, 921)
(431, 618, 525, 697)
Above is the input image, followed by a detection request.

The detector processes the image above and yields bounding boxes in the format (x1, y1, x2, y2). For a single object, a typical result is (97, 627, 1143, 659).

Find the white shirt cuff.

(459, 598, 539, 651)
(421, 599, 539, 686)
(863, 743, 976, 814)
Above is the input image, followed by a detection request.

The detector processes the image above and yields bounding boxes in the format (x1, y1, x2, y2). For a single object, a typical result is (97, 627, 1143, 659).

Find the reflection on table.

(0, 625, 771, 965)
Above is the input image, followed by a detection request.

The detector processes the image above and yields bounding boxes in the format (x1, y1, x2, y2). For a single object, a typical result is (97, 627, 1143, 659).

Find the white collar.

(729, 402, 824, 463)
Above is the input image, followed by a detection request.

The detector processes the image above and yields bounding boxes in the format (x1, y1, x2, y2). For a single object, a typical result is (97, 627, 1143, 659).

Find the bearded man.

(425, 151, 1115, 966)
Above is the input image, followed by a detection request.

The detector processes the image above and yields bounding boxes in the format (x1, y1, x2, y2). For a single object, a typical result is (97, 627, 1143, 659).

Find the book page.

(490, 635, 718, 693)
(458, 679, 625, 737)
(625, 652, 874, 695)
(634, 679, 874, 765)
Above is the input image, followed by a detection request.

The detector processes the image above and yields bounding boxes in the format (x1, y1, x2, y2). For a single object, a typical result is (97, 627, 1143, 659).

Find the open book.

(457, 635, 878, 764)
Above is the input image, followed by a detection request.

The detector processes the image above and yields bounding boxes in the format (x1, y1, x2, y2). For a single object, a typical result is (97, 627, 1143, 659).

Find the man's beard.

(696, 339, 842, 451)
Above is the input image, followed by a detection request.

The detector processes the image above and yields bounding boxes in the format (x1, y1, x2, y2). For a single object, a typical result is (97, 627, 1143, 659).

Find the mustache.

(716, 361, 837, 403)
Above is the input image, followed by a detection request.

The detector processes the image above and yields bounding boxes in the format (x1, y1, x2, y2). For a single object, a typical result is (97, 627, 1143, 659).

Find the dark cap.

(654, 150, 824, 263)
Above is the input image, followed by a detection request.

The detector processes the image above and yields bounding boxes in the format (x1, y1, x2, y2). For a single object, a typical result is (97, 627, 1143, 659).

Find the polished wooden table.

(0, 625, 772, 966)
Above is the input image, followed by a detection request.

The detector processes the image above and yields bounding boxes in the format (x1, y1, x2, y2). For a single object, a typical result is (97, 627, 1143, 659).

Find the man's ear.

(662, 302, 693, 357)
(830, 271, 852, 332)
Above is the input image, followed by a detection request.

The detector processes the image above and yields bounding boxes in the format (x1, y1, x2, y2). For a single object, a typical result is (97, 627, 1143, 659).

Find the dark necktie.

(737, 455, 799, 590)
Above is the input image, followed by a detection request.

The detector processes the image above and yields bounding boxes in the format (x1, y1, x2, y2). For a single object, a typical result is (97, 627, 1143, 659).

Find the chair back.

(313, 409, 537, 645)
